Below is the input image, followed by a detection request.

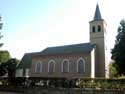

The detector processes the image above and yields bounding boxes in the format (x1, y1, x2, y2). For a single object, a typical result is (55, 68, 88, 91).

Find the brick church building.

(16, 4, 109, 78)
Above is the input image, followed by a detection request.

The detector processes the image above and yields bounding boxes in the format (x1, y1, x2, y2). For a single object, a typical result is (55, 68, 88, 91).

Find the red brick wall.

(30, 52, 91, 78)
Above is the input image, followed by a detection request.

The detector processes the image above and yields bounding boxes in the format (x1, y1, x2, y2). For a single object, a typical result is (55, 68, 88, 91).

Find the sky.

(0, 0, 125, 59)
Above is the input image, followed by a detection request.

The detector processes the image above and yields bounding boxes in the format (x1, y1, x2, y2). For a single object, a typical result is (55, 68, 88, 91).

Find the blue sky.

(0, 0, 125, 59)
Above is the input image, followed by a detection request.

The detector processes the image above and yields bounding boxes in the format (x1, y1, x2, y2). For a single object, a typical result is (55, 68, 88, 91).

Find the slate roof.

(16, 52, 40, 69)
(17, 43, 96, 69)
(94, 3, 102, 20)
(40, 43, 95, 56)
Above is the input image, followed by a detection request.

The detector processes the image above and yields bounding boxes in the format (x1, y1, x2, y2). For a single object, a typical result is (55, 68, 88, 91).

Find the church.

(16, 4, 109, 78)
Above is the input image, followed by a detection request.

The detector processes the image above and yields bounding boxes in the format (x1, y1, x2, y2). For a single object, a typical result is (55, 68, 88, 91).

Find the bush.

(0, 77, 124, 90)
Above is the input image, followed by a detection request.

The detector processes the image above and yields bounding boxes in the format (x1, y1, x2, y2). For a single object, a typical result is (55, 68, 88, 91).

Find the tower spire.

(93, 3, 102, 20)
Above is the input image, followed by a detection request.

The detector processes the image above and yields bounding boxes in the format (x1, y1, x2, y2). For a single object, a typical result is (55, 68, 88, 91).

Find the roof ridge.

(47, 42, 91, 48)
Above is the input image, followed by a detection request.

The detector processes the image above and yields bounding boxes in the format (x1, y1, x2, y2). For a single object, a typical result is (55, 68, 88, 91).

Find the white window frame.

(77, 57, 85, 73)
(48, 60, 56, 73)
(61, 59, 69, 72)
(35, 61, 42, 73)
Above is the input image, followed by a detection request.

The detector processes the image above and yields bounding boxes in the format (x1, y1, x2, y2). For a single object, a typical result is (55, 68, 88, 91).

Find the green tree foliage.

(0, 33, 3, 47)
(0, 17, 19, 77)
(109, 61, 118, 77)
(0, 58, 19, 77)
(0, 16, 3, 47)
(0, 50, 10, 63)
(0, 51, 10, 76)
(111, 20, 125, 76)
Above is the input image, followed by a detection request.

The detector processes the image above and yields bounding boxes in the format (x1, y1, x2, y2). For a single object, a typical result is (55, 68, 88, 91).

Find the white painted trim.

(15, 69, 23, 77)
(91, 48, 95, 78)
(35, 61, 42, 73)
(61, 59, 69, 72)
(77, 57, 85, 73)
(48, 60, 56, 73)
(40, 63, 42, 72)
(25, 68, 30, 77)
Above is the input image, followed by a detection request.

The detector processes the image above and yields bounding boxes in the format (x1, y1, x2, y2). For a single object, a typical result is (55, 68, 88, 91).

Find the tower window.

(98, 25, 101, 32)
(92, 26, 95, 32)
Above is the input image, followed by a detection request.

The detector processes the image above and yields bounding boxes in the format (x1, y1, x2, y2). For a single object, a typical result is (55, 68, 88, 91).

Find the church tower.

(89, 4, 108, 77)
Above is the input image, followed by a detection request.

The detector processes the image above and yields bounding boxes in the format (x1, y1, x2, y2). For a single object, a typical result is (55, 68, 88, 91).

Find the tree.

(0, 16, 3, 47)
(0, 50, 10, 76)
(0, 16, 19, 77)
(0, 58, 19, 77)
(109, 61, 118, 77)
(0, 50, 10, 63)
(111, 20, 125, 76)
(5, 58, 19, 77)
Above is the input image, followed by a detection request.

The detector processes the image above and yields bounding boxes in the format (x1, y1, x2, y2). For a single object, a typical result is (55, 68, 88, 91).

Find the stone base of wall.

(24, 87, 125, 94)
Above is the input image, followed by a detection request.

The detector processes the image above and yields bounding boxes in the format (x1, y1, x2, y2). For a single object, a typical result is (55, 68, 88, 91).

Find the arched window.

(35, 61, 42, 73)
(77, 58, 85, 73)
(62, 59, 69, 72)
(98, 25, 101, 32)
(92, 26, 95, 32)
(48, 60, 55, 73)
